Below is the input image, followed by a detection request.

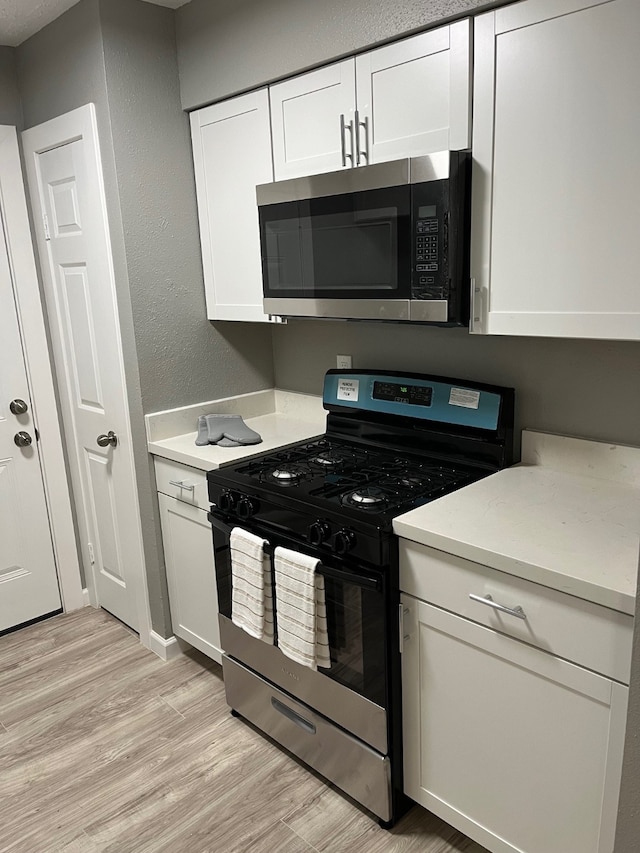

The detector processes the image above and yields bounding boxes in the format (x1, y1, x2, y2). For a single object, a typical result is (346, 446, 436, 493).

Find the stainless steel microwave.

(257, 150, 471, 325)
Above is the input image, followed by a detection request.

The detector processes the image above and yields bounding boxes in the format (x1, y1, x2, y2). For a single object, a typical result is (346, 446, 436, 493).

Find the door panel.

(0, 206, 61, 632)
(270, 60, 356, 179)
(24, 106, 145, 632)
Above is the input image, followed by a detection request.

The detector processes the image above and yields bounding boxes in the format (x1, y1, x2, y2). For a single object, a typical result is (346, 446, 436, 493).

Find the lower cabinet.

(400, 542, 631, 853)
(155, 459, 222, 663)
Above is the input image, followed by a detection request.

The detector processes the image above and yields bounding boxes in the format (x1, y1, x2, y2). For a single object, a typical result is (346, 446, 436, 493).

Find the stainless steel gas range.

(207, 370, 514, 825)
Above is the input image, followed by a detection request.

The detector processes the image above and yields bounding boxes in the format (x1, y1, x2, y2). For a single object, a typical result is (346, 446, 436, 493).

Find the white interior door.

(0, 209, 62, 631)
(23, 105, 147, 635)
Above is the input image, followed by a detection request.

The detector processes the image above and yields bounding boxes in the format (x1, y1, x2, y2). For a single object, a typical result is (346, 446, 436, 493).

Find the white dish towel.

(274, 546, 331, 671)
(230, 527, 274, 644)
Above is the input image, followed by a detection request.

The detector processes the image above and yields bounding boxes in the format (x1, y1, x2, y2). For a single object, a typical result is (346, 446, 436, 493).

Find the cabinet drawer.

(400, 540, 633, 683)
(154, 457, 209, 510)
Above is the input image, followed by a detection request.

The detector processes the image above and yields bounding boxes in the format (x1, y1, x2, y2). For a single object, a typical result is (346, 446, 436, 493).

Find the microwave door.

(260, 185, 412, 319)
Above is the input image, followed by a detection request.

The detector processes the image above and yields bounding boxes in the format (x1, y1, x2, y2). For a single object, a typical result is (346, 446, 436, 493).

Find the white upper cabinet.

(190, 89, 277, 322)
(471, 0, 640, 340)
(270, 20, 471, 180)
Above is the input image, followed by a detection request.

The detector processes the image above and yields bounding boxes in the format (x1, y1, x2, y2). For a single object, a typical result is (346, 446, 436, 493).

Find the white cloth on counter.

(230, 527, 274, 644)
(273, 546, 331, 671)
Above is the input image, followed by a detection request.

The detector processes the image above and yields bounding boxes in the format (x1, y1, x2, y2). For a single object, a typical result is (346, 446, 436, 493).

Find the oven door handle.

(208, 511, 381, 592)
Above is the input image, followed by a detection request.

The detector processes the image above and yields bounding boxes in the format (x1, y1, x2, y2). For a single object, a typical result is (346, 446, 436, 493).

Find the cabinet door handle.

(340, 113, 354, 167)
(355, 110, 369, 165)
(469, 593, 527, 620)
(169, 479, 195, 493)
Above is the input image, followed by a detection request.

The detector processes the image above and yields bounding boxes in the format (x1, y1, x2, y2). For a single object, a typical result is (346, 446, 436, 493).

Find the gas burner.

(271, 466, 305, 483)
(343, 486, 390, 508)
(311, 450, 346, 467)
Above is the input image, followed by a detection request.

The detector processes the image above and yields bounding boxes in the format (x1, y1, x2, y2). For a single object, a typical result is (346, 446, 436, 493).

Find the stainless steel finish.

(409, 300, 449, 323)
(224, 655, 392, 822)
(9, 399, 28, 415)
(409, 150, 451, 183)
(356, 111, 369, 165)
(257, 152, 451, 205)
(339, 113, 354, 167)
(96, 430, 118, 448)
(220, 616, 387, 753)
(469, 593, 527, 620)
(271, 696, 316, 734)
(168, 479, 195, 492)
(263, 297, 409, 322)
(14, 431, 32, 447)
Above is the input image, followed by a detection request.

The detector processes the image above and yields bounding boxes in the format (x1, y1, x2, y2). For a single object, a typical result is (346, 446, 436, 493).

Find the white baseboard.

(148, 630, 182, 662)
(82, 588, 90, 606)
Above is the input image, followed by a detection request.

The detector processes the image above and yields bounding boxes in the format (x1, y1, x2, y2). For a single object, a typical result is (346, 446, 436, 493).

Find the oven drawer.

(223, 655, 392, 822)
(400, 540, 633, 684)
(154, 457, 209, 509)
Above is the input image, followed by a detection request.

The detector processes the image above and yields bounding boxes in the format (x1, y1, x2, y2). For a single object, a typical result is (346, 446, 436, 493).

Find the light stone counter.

(146, 389, 326, 471)
(393, 430, 640, 615)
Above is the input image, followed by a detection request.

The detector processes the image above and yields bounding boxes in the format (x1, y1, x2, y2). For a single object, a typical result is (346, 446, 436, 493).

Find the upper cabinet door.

(355, 20, 471, 165)
(471, 0, 640, 339)
(190, 89, 275, 322)
(270, 60, 357, 180)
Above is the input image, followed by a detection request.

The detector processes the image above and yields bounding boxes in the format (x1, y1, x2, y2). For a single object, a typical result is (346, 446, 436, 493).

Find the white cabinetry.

(190, 89, 277, 323)
(400, 540, 631, 853)
(471, 0, 640, 339)
(155, 458, 222, 663)
(270, 21, 471, 180)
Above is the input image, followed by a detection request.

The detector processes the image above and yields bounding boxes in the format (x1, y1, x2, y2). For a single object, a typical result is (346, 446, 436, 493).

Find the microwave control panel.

(410, 150, 470, 324)
(411, 180, 448, 303)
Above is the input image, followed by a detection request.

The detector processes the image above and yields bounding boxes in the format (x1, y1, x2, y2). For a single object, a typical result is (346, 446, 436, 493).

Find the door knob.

(96, 431, 118, 448)
(14, 431, 33, 447)
(10, 399, 28, 415)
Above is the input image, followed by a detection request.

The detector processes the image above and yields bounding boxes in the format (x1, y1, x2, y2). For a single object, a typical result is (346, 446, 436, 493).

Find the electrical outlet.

(336, 355, 352, 370)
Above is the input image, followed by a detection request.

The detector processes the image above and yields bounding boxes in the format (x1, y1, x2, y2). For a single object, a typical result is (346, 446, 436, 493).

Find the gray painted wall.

(273, 322, 640, 452)
(99, 0, 274, 415)
(176, 0, 506, 110)
(0, 47, 21, 127)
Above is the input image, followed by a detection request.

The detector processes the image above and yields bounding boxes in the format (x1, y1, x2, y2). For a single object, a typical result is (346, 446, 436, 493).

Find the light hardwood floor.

(0, 608, 488, 853)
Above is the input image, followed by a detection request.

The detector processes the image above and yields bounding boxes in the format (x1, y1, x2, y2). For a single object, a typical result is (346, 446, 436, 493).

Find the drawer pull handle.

(271, 697, 316, 735)
(169, 479, 195, 493)
(469, 593, 527, 620)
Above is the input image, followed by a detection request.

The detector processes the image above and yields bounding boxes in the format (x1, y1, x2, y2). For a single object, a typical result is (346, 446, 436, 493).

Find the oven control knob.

(308, 521, 331, 547)
(334, 529, 356, 555)
(237, 497, 258, 520)
(218, 491, 237, 513)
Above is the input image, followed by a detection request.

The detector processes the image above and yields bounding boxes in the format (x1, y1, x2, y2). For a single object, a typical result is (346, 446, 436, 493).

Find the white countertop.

(146, 389, 326, 471)
(394, 430, 640, 615)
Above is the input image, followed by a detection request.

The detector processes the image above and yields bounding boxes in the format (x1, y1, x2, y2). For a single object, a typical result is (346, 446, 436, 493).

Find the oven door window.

(260, 185, 411, 300)
(211, 518, 387, 708)
(322, 573, 386, 707)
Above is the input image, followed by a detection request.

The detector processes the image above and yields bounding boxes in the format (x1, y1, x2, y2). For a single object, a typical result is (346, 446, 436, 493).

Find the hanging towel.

(273, 546, 331, 671)
(230, 527, 274, 644)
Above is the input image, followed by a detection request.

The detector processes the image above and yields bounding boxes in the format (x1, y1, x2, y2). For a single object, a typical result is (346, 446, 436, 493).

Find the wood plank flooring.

(0, 608, 488, 853)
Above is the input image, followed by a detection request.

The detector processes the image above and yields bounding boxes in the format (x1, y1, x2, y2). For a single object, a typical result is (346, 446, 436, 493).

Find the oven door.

(260, 183, 411, 321)
(209, 510, 389, 754)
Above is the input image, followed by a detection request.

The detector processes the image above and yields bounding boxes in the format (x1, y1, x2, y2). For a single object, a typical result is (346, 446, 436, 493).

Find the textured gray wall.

(0, 47, 21, 127)
(273, 322, 640, 452)
(98, 0, 274, 414)
(176, 0, 506, 109)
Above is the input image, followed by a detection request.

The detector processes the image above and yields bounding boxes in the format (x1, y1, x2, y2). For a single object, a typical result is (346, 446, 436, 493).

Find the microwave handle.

(340, 113, 354, 168)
